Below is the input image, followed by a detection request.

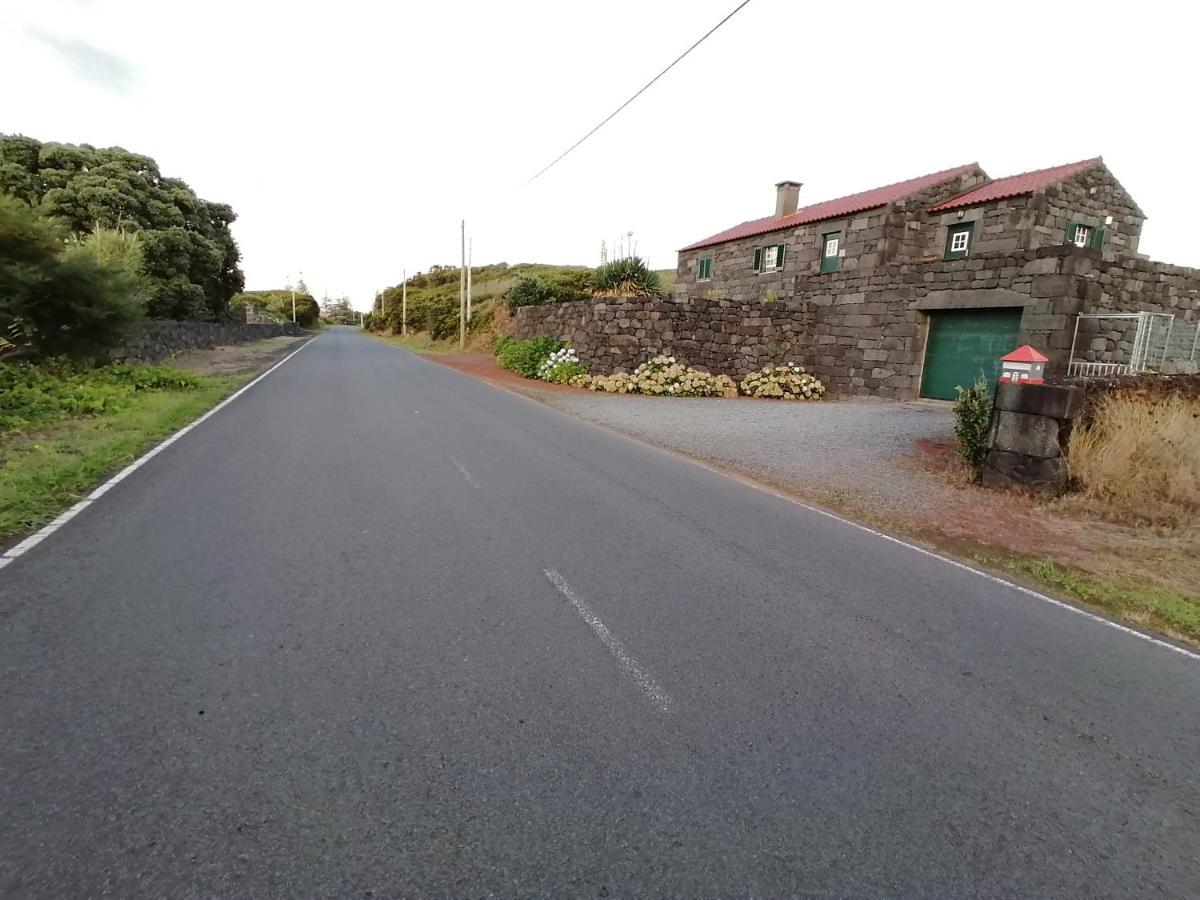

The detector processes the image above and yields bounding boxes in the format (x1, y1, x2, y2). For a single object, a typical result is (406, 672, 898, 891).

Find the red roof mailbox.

(999, 345, 1048, 384)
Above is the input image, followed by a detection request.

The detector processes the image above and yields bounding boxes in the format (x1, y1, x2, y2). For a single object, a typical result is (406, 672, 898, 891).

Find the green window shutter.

(776, 244, 786, 269)
(944, 223, 972, 260)
(1089, 226, 1106, 251)
(820, 233, 839, 273)
(753, 247, 762, 272)
(1064, 220, 1077, 245)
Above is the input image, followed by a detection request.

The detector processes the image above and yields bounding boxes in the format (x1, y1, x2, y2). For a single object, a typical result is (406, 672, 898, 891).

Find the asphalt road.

(2, 326, 1198, 897)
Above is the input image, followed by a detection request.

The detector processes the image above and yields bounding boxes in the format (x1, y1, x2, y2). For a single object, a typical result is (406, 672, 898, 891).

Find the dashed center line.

(447, 455, 481, 490)
(543, 569, 671, 712)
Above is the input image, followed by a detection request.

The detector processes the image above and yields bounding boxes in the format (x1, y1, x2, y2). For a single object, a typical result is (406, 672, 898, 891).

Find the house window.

(820, 233, 840, 273)
(753, 243, 787, 273)
(1065, 220, 1105, 250)
(697, 257, 712, 281)
(944, 222, 973, 260)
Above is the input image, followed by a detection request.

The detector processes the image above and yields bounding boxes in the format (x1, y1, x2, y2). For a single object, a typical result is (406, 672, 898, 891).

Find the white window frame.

(763, 245, 779, 271)
(950, 229, 970, 254)
(823, 236, 840, 258)
(698, 257, 712, 281)
(1072, 224, 1092, 248)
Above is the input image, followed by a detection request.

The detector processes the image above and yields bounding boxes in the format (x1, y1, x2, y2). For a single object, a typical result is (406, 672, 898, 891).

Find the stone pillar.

(981, 382, 1083, 496)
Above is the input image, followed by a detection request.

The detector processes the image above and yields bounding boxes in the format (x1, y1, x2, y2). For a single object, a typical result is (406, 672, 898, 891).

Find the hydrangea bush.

(537, 347, 587, 384)
(571, 355, 737, 398)
(739, 364, 826, 400)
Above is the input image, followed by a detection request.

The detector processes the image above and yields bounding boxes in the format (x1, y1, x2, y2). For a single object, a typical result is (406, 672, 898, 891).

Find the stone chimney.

(775, 180, 802, 218)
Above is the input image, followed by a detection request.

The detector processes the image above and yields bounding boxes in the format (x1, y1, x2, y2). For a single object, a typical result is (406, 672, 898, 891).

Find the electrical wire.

(527, 0, 754, 183)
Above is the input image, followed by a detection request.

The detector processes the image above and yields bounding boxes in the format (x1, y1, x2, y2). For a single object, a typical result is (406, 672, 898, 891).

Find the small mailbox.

(999, 344, 1048, 384)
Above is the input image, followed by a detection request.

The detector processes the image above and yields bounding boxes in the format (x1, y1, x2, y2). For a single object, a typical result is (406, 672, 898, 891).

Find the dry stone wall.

(115, 321, 303, 362)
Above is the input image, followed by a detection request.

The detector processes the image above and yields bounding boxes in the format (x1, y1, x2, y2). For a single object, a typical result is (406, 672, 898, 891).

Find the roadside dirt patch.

(429, 352, 586, 398)
(169, 335, 311, 377)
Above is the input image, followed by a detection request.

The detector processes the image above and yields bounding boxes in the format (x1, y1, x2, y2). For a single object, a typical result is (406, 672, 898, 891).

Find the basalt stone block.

(982, 450, 1068, 495)
(993, 382, 1083, 420)
(991, 410, 1063, 458)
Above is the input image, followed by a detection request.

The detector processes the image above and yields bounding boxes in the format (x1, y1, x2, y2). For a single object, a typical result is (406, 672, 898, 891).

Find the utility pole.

(289, 276, 297, 324)
(467, 235, 473, 322)
(401, 268, 408, 337)
(459, 219, 466, 350)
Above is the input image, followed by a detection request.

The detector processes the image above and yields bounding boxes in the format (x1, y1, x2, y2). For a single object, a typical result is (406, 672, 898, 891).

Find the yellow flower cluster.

(739, 364, 826, 400)
(570, 355, 737, 398)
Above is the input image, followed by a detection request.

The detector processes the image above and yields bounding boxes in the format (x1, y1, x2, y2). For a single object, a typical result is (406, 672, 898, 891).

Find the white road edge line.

(678, 457, 1200, 663)
(446, 455, 481, 490)
(0, 336, 318, 573)
(544, 569, 672, 712)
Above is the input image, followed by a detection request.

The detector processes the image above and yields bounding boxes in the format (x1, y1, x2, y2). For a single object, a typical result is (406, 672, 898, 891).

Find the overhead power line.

(527, 0, 754, 183)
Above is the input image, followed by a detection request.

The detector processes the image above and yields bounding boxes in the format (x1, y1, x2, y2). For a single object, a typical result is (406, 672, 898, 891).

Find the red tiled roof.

(1001, 344, 1049, 363)
(928, 158, 1101, 212)
(680, 163, 979, 252)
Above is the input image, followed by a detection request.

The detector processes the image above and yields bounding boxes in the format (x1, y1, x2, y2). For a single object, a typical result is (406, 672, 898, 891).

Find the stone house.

(513, 158, 1199, 399)
(668, 157, 1191, 398)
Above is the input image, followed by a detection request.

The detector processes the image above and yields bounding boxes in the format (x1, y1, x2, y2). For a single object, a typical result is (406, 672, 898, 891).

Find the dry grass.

(1068, 393, 1200, 526)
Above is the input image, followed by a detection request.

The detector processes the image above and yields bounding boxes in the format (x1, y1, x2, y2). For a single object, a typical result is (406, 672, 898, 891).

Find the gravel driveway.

(540, 392, 955, 513)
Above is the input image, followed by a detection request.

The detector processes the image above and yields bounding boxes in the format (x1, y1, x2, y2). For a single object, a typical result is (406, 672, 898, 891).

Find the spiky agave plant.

(591, 255, 663, 298)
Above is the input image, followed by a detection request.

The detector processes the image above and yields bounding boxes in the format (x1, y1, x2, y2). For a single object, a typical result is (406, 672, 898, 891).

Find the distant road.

(2, 326, 1197, 896)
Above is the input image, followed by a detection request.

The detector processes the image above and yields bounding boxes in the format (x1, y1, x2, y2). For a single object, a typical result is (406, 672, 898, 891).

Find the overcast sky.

(2, 1, 1194, 309)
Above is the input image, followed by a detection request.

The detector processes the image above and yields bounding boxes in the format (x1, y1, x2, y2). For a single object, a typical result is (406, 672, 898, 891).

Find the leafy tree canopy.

(233, 289, 319, 328)
(0, 134, 245, 321)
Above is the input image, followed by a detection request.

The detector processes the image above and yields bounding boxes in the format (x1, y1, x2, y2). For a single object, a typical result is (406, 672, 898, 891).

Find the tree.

(233, 289, 320, 328)
(0, 134, 245, 321)
(322, 296, 357, 325)
(0, 196, 144, 358)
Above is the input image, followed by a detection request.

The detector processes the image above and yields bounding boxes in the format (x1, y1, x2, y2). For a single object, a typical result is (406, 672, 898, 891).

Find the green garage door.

(920, 308, 1022, 400)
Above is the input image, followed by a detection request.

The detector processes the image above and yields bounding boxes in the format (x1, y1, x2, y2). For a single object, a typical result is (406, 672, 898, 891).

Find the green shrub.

(592, 256, 662, 297)
(0, 360, 199, 432)
(0, 196, 145, 359)
(954, 376, 994, 468)
(545, 270, 594, 303)
(504, 272, 593, 311)
(505, 276, 555, 311)
(495, 335, 561, 378)
(101, 363, 201, 391)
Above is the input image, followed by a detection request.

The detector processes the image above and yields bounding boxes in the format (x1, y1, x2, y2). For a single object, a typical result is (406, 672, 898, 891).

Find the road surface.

(2, 326, 1198, 897)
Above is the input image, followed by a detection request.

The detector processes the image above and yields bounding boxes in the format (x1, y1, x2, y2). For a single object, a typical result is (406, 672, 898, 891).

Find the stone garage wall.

(115, 321, 303, 362)
(513, 247, 1200, 399)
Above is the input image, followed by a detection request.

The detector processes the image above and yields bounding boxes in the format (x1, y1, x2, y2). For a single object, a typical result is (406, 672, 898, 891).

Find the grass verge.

(371, 332, 461, 355)
(976, 555, 1199, 644)
(0, 373, 244, 540)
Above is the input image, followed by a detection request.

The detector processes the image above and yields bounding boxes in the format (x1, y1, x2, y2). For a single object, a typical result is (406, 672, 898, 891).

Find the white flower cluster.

(537, 347, 587, 384)
(739, 363, 826, 400)
(571, 354, 737, 398)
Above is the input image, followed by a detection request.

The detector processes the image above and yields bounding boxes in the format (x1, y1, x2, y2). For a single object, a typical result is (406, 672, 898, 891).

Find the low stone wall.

(115, 321, 303, 362)
(980, 374, 1200, 495)
(512, 297, 817, 378)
